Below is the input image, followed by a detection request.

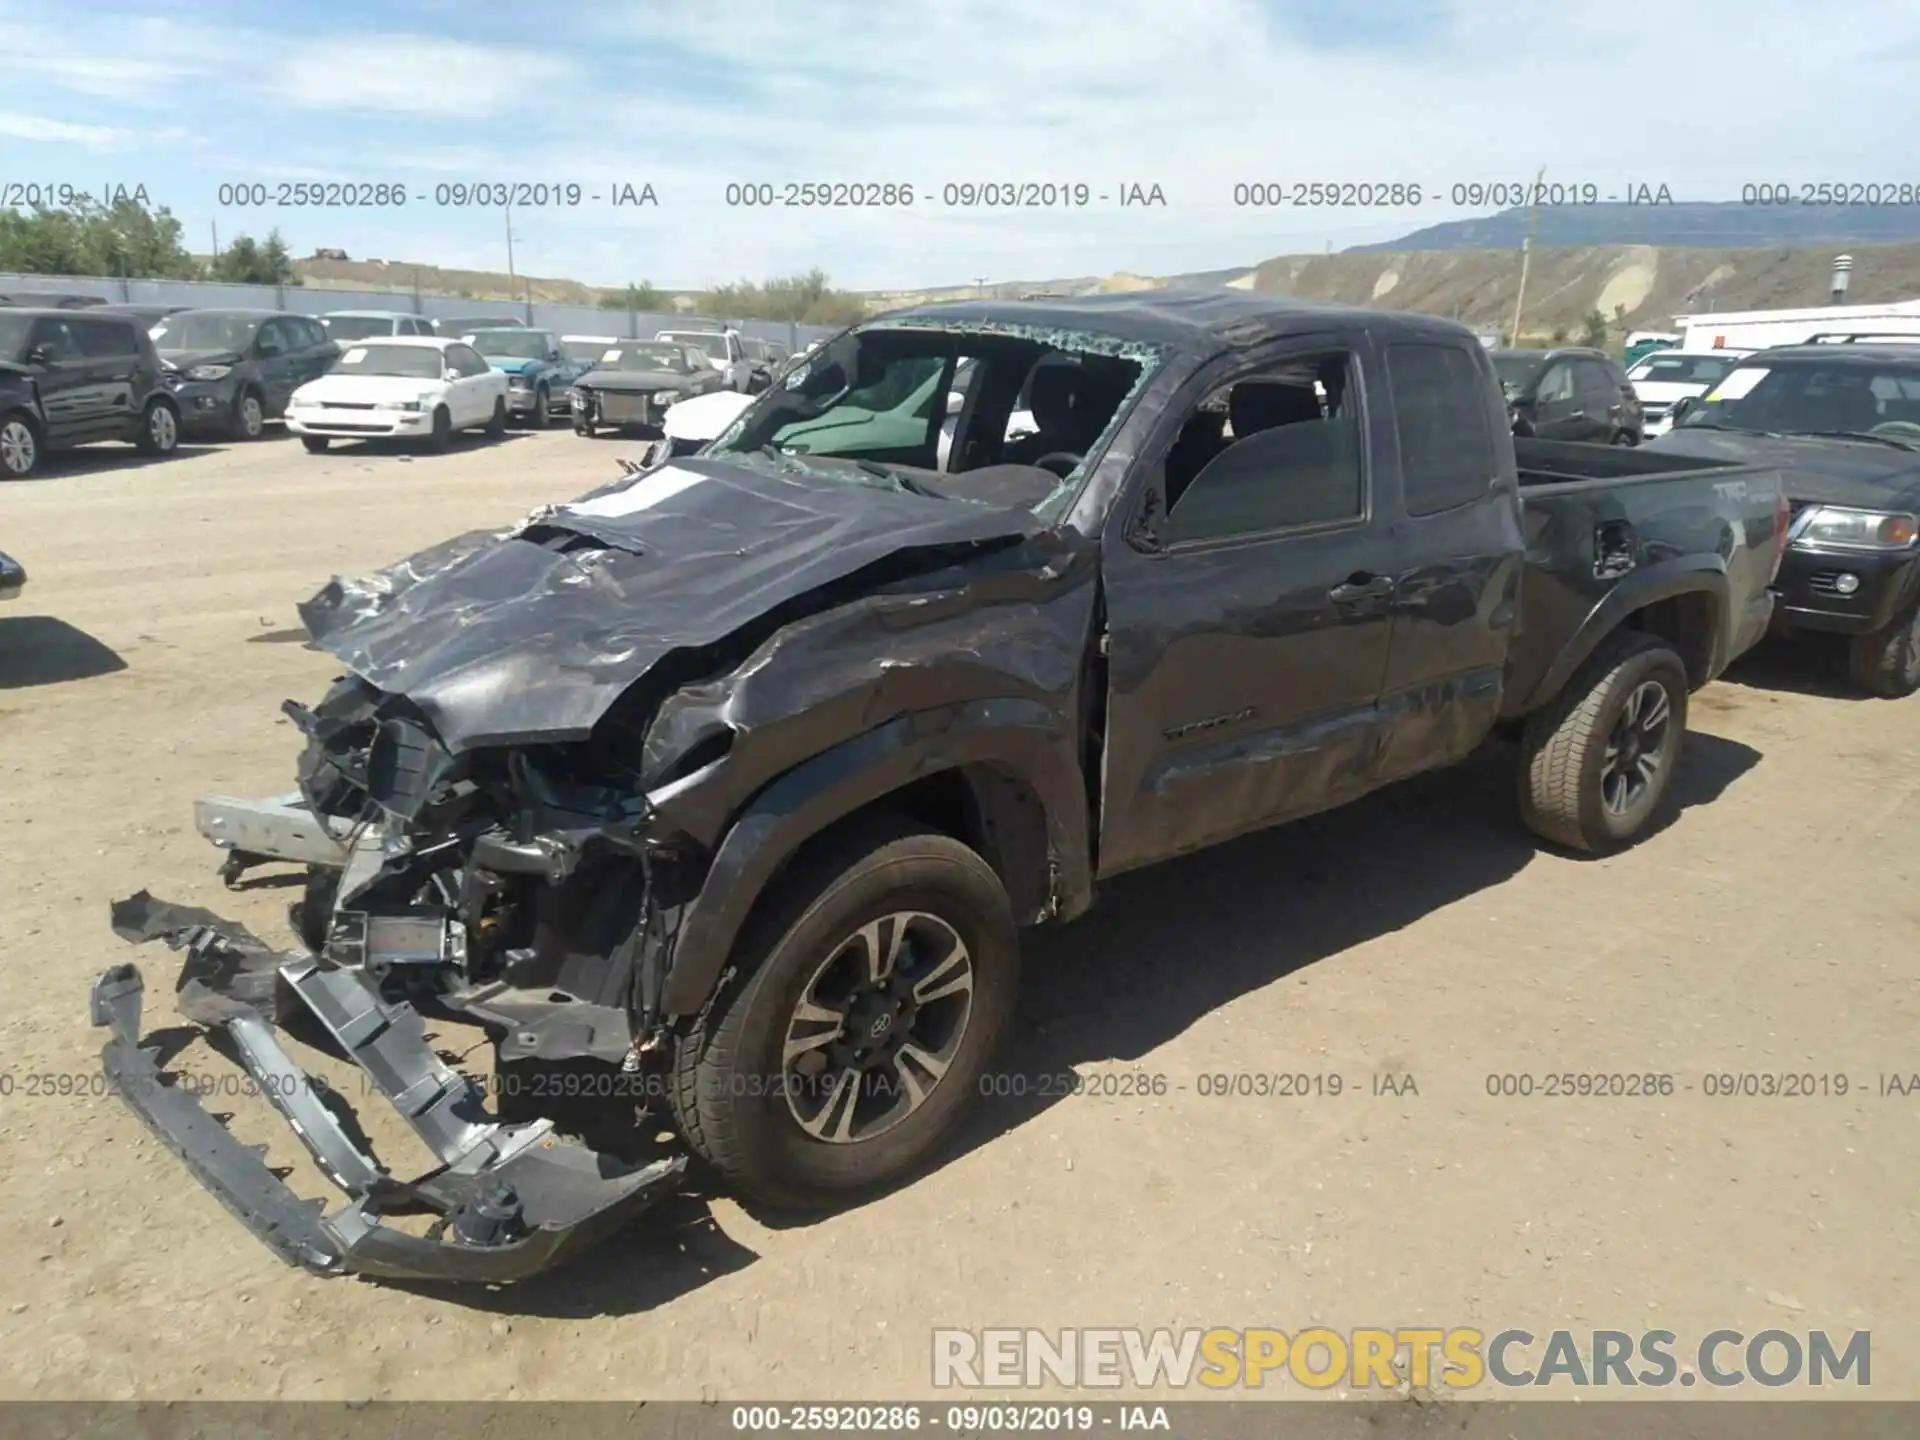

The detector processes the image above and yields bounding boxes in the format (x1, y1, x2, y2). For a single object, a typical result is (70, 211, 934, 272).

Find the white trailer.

(1674, 299, 1920, 353)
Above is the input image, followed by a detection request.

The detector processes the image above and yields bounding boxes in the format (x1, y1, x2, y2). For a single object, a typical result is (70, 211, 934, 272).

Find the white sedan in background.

(286, 336, 509, 453)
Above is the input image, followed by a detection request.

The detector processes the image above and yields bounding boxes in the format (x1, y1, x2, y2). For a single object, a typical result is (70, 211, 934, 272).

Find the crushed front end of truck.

(88, 436, 1086, 1283)
(92, 673, 700, 1282)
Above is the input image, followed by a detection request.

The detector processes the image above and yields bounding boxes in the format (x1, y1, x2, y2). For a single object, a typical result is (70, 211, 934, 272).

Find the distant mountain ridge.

(1351, 201, 1920, 253)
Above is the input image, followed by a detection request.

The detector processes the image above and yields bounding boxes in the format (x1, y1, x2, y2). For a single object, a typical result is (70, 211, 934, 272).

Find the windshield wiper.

(1781, 429, 1919, 451)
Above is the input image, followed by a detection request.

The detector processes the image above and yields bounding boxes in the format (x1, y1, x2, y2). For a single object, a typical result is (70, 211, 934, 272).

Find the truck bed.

(1502, 438, 1785, 717)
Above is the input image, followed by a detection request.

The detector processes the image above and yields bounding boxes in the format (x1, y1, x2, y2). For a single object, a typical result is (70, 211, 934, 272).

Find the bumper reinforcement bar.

(90, 902, 684, 1283)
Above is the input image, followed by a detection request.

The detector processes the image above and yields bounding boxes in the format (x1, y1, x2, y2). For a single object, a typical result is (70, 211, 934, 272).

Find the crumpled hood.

(298, 457, 1044, 751)
(1647, 427, 1920, 510)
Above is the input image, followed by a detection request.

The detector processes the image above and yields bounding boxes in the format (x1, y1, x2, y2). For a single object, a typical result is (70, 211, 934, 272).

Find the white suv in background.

(1628, 350, 1750, 437)
(657, 328, 752, 391)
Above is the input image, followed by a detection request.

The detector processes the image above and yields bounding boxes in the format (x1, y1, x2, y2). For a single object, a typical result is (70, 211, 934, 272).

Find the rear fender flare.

(659, 700, 1091, 1017)
(1516, 557, 1730, 714)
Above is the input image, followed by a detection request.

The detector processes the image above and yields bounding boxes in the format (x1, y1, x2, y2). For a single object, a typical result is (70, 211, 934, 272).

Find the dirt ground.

(0, 426, 1915, 1402)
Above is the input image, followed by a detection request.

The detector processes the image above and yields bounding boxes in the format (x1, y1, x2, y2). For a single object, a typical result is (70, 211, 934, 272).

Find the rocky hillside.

(1246, 239, 1920, 342)
(866, 241, 1920, 343)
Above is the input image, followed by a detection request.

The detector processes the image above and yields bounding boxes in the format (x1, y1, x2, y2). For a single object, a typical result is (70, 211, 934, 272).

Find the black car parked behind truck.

(93, 291, 1788, 1283)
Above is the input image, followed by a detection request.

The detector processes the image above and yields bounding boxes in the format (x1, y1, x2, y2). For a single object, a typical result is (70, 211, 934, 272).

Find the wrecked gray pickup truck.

(92, 291, 1787, 1282)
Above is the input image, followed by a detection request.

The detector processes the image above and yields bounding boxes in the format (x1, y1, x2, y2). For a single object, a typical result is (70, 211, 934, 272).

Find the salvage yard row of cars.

(68, 288, 1920, 1289)
(0, 302, 787, 477)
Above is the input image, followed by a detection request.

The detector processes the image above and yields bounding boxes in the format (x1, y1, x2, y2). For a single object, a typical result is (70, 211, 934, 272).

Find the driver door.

(1096, 333, 1397, 875)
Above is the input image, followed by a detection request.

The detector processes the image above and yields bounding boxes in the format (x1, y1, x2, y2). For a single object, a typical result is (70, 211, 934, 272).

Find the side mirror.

(945, 390, 966, 417)
(24, 343, 54, 367)
(1670, 395, 1699, 423)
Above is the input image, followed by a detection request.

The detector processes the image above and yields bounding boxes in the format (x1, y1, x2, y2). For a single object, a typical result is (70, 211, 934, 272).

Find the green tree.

(694, 269, 868, 326)
(209, 228, 298, 285)
(0, 195, 198, 278)
(600, 281, 667, 311)
(1581, 309, 1609, 348)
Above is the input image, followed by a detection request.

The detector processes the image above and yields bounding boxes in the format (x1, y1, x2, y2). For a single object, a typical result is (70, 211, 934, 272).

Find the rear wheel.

(670, 817, 1019, 1209)
(1846, 601, 1920, 698)
(1, 412, 42, 478)
(1519, 631, 1690, 853)
(135, 398, 180, 456)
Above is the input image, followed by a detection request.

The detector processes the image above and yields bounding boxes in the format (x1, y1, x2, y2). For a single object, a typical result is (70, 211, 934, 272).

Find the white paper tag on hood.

(565, 464, 706, 518)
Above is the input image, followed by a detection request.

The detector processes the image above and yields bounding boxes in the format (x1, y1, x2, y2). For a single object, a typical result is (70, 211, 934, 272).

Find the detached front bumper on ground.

(91, 881, 683, 1284)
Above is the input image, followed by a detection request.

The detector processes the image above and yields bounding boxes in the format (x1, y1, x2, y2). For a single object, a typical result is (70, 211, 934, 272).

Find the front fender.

(658, 699, 1091, 1016)
(1514, 556, 1730, 714)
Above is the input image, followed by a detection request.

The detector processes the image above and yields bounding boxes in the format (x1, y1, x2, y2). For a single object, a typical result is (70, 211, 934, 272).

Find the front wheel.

(484, 396, 506, 439)
(425, 405, 452, 452)
(1518, 631, 1690, 853)
(231, 389, 265, 441)
(528, 387, 550, 429)
(0, 413, 39, 479)
(670, 817, 1019, 1210)
(1847, 601, 1920, 698)
(136, 398, 180, 456)
(300, 435, 330, 454)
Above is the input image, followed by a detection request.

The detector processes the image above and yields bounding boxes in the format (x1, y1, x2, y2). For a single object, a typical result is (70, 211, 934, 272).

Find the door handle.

(1328, 574, 1394, 604)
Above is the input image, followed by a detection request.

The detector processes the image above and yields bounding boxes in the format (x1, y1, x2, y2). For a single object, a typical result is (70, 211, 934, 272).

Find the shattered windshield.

(704, 321, 1164, 519)
(152, 312, 261, 354)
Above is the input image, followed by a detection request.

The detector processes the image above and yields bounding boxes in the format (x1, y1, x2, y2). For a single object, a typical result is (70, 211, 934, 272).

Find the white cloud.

(274, 36, 578, 117)
(0, 112, 133, 149)
(4, 0, 1918, 288)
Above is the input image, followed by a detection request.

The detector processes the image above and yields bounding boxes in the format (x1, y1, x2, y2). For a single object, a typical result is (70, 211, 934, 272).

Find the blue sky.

(3, 0, 1914, 292)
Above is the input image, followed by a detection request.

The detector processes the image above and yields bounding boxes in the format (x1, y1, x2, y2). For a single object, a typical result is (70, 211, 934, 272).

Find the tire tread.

(1519, 630, 1685, 853)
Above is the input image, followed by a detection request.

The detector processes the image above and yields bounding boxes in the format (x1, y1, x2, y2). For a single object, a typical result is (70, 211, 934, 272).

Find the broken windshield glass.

(705, 321, 1166, 518)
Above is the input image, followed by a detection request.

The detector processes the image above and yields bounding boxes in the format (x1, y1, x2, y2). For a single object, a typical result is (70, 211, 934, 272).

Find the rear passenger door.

(252, 319, 298, 415)
(1370, 340, 1527, 784)
(70, 316, 144, 439)
(447, 344, 495, 426)
(1096, 333, 1398, 876)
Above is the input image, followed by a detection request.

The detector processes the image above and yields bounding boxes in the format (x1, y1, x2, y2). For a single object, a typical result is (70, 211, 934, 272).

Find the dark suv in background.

(1650, 338, 1920, 695)
(0, 308, 182, 479)
(149, 309, 338, 440)
(1493, 347, 1643, 444)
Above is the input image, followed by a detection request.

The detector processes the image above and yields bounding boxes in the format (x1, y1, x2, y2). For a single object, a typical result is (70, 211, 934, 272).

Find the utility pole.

(974, 275, 987, 298)
(1508, 165, 1547, 346)
(210, 220, 219, 262)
